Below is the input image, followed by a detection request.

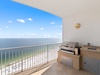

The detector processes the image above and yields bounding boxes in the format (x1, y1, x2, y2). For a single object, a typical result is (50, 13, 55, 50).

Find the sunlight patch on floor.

(31, 65, 52, 75)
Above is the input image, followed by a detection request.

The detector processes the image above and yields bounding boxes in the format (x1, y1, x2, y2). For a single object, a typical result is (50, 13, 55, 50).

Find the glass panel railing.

(0, 43, 60, 75)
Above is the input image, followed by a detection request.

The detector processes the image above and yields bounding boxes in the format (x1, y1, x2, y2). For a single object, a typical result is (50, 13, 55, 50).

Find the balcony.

(0, 43, 60, 75)
(15, 61, 94, 75)
(0, 43, 95, 75)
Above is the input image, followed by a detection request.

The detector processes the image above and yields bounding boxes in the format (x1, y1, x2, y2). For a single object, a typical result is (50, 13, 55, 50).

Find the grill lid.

(60, 42, 78, 51)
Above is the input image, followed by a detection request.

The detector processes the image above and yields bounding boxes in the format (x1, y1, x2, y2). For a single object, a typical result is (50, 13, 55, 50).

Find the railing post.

(0, 51, 2, 75)
(5, 51, 6, 75)
(47, 45, 48, 63)
(21, 48, 23, 72)
(12, 50, 13, 73)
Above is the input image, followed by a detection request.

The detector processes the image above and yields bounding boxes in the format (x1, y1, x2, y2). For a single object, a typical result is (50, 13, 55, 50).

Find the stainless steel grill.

(60, 42, 79, 54)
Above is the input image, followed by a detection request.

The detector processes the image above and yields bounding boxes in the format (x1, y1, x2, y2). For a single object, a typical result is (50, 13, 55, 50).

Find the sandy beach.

(0, 49, 58, 75)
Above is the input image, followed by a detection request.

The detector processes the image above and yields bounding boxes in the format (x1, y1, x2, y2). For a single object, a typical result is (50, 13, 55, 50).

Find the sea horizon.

(0, 38, 62, 49)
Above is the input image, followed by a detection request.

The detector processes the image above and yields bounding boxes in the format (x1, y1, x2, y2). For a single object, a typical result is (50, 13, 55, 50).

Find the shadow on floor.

(30, 61, 94, 75)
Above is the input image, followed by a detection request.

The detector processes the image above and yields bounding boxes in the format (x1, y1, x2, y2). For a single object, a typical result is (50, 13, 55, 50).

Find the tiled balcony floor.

(15, 61, 94, 75)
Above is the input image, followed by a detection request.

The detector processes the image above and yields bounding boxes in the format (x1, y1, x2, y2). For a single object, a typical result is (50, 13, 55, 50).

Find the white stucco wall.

(63, 10, 100, 46)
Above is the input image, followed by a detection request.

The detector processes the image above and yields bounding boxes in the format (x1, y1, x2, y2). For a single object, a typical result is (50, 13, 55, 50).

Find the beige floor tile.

(15, 61, 95, 75)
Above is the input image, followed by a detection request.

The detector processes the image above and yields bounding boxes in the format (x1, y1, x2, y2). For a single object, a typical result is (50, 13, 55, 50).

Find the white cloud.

(47, 34, 51, 37)
(43, 34, 51, 37)
(8, 20, 13, 23)
(27, 18, 32, 21)
(17, 19, 25, 23)
(60, 25, 62, 28)
(15, 33, 37, 38)
(58, 33, 62, 36)
(0, 28, 1, 30)
(43, 34, 47, 37)
(31, 33, 36, 36)
(6, 26, 9, 28)
(40, 28, 44, 30)
(22, 34, 25, 37)
(50, 22, 55, 24)
(54, 35, 58, 38)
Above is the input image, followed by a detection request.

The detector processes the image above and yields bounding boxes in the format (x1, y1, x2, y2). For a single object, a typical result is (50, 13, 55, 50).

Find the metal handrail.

(0, 43, 60, 75)
(0, 43, 61, 51)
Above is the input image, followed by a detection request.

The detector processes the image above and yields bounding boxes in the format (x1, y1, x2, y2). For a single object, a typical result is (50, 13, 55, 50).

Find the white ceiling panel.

(13, 0, 100, 18)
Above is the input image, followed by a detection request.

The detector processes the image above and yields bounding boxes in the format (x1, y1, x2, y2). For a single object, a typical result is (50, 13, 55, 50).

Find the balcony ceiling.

(13, 0, 100, 18)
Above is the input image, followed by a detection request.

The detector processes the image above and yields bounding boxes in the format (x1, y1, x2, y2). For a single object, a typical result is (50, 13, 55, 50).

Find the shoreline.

(0, 49, 58, 75)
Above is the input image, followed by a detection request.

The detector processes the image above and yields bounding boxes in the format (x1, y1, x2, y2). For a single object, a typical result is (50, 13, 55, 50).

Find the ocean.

(0, 38, 61, 66)
(0, 38, 61, 49)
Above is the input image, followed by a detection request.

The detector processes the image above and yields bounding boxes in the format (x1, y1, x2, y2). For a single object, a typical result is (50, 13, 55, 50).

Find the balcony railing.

(0, 43, 60, 75)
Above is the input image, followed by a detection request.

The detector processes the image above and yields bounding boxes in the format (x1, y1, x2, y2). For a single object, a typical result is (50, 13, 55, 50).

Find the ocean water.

(0, 38, 61, 49)
(0, 38, 61, 66)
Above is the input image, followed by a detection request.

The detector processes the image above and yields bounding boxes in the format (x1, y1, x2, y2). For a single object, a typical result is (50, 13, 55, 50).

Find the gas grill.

(60, 42, 80, 55)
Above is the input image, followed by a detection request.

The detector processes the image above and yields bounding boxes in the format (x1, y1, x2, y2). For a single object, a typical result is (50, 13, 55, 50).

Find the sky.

(0, 0, 62, 38)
